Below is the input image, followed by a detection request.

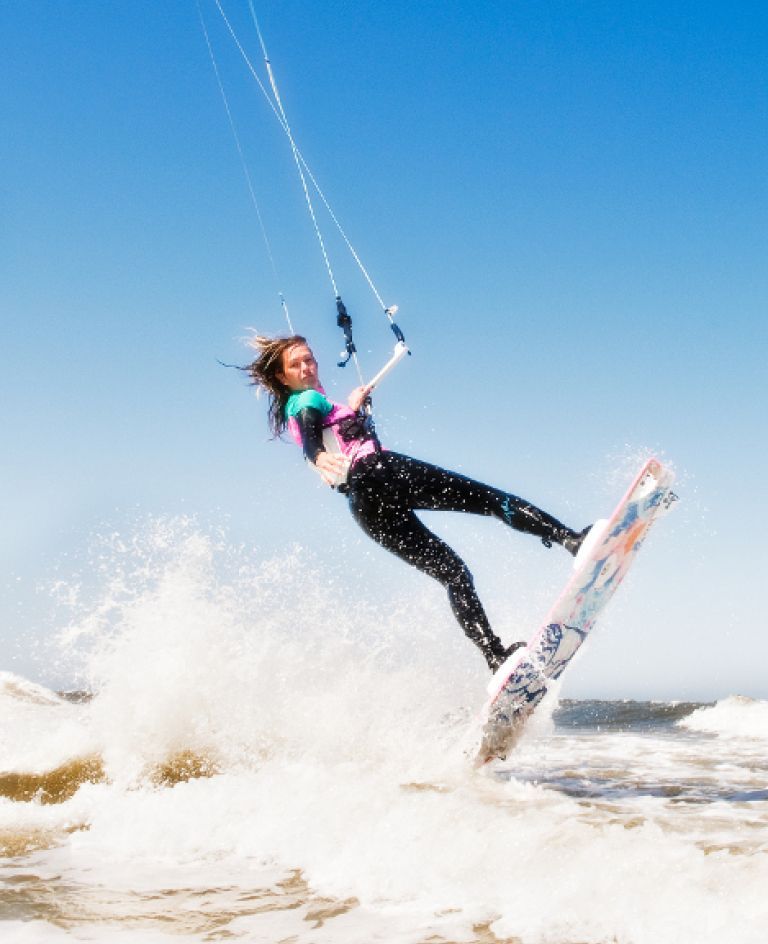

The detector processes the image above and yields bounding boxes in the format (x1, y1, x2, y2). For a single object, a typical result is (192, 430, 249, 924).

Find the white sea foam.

(1, 518, 767, 944)
(0, 673, 92, 773)
(0, 672, 63, 707)
(678, 695, 768, 740)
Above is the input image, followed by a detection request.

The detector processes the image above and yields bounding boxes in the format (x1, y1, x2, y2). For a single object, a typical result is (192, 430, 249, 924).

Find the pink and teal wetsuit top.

(284, 388, 380, 472)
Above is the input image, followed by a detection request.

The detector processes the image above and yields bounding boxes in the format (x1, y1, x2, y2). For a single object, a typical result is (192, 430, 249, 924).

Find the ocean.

(1, 522, 766, 943)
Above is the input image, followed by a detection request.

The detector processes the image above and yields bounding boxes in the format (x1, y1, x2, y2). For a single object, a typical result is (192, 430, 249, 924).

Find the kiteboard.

(475, 457, 677, 766)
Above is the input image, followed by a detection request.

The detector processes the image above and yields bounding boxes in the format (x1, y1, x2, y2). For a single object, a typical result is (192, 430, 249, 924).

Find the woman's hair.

(243, 334, 309, 437)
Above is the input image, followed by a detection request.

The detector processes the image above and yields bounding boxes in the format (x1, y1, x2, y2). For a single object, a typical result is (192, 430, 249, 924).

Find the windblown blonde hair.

(244, 334, 309, 437)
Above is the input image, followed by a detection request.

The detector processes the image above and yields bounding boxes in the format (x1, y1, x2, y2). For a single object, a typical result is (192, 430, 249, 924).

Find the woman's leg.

(347, 486, 512, 670)
(361, 453, 585, 552)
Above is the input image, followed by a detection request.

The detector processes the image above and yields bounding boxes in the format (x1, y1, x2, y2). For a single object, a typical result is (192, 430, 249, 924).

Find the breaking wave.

(1, 517, 766, 944)
(678, 695, 768, 740)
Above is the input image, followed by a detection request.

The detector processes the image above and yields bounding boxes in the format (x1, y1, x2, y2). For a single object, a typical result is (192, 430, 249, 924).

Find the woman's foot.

(487, 640, 526, 673)
(562, 524, 593, 557)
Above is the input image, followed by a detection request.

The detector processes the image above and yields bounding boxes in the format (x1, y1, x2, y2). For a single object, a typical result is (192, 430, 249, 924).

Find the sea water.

(1, 519, 766, 944)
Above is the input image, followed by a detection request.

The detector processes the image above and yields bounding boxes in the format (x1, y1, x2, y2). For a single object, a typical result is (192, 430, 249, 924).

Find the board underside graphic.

(475, 458, 676, 766)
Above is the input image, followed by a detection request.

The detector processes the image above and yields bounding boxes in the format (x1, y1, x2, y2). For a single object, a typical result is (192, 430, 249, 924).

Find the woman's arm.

(293, 406, 348, 486)
(293, 406, 325, 462)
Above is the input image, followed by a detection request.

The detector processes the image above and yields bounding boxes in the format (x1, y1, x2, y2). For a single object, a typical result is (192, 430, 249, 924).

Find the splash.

(2, 518, 767, 944)
(678, 695, 768, 740)
(27, 516, 480, 786)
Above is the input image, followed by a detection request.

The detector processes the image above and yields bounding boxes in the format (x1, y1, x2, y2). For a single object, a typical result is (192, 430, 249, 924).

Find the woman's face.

(277, 343, 320, 392)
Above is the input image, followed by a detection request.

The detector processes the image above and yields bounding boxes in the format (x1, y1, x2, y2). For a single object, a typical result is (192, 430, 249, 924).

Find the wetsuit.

(285, 390, 581, 670)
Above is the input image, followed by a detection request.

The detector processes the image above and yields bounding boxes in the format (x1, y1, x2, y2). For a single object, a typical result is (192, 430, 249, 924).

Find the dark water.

(553, 699, 712, 733)
(499, 698, 768, 807)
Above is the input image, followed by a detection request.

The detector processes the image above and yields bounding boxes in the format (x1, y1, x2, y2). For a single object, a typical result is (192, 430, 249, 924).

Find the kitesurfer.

(245, 334, 590, 672)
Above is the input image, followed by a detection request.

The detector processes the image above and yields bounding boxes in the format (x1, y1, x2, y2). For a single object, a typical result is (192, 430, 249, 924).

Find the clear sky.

(2, 1, 766, 700)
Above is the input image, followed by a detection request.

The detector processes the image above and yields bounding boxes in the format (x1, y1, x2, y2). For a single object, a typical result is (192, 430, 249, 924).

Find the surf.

(2, 517, 767, 944)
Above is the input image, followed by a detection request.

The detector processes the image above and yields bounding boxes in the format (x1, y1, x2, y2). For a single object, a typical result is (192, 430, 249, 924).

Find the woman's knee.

(439, 559, 475, 593)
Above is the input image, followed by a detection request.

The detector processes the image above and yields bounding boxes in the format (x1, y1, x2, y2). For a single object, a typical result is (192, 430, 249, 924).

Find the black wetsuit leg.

(366, 453, 573, 544)
(346, 452, 576, 668)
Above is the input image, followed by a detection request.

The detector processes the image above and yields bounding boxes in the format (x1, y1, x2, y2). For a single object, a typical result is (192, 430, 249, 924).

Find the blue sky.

(2, 1, 766, 699)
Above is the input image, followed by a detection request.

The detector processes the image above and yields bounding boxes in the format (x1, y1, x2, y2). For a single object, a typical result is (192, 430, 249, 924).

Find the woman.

(246, 334, 589, 672)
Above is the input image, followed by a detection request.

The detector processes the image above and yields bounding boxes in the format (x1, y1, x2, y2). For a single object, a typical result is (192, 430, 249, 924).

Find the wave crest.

(678, 695, 768, 739)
